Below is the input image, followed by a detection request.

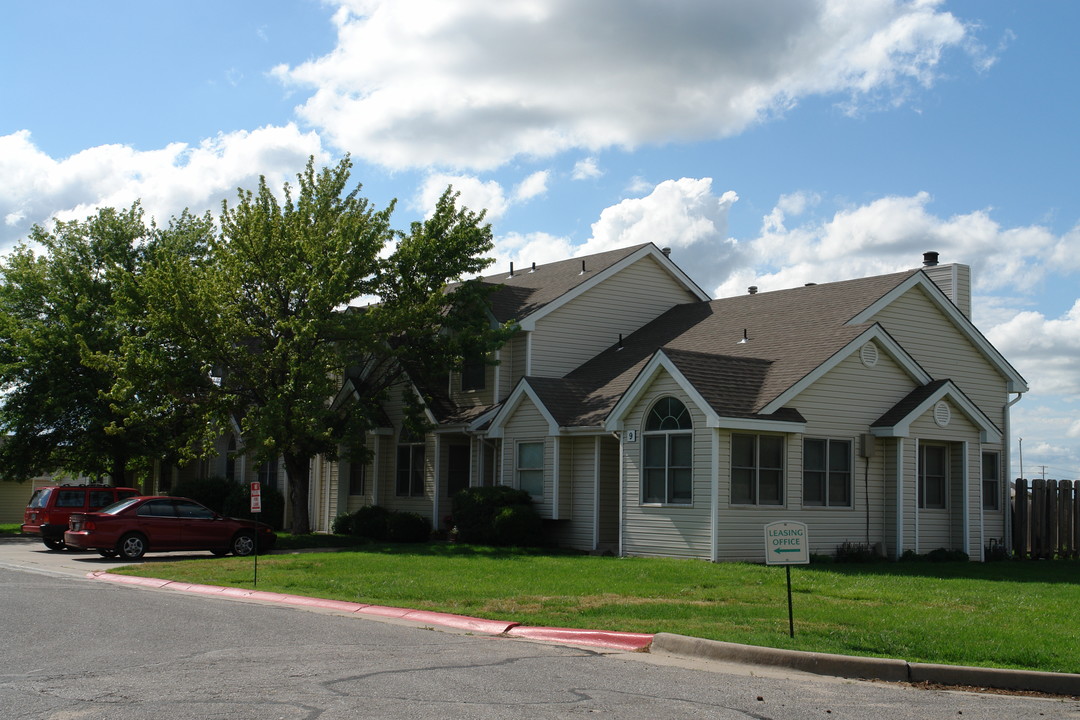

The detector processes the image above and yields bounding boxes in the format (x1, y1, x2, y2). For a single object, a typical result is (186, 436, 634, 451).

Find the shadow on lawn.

(801, 558, 1080, 584)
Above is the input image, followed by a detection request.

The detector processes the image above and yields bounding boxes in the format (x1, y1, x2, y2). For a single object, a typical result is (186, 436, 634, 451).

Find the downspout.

(960, 440, 970, 557)
(710, 429, 719, 562)
(433, 434, 442, 531)
(616, 430, 625, 557)
(372, 435, 381, 506)
(592, 436, 601, 551)
(1004, 392, 1024, 554)
(896, 438, 905, 559)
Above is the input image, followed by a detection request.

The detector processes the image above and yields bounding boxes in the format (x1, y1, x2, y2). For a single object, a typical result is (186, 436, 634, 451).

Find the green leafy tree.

(0, 205, 161, 484)
(142, 157, 511, 534)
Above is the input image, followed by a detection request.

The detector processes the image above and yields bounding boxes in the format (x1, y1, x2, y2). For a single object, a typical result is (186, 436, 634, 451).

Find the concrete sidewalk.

(90, 570, 1080, 697)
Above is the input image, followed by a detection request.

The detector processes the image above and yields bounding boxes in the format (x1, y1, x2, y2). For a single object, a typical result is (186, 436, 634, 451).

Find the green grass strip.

(113, 542, 1080, 674)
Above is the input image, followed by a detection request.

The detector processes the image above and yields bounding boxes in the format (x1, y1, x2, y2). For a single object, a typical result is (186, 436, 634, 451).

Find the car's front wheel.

(116, 533, 147, 560)
(43, 538, 66, 551)
(231, 532, 255, 557)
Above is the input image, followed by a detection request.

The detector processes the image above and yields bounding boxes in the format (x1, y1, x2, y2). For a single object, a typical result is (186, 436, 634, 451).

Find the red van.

(21, 485, 141, 550)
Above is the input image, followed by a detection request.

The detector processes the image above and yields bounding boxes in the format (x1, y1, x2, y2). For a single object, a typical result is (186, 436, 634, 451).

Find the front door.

(447, 445, 470, 498)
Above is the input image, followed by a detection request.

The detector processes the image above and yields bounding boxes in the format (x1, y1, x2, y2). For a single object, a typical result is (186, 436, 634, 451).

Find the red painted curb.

(506, 626, 654, 651)
(88, 572, 171, 588)
(399, 609, 518, 635)
(88, 573, 650, 651)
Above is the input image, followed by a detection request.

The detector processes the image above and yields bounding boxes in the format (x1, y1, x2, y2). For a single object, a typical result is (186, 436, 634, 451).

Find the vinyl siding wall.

(621, 371, 713, 559)
(872, 286, 1009, 432)
(908, 406, 982, 557)
(782, 345, 916, 557)
(499, 395, 554, 518)
(547, 435, 603, 550)
(370, 387, 435, 521)
(529, 257, 700, 378)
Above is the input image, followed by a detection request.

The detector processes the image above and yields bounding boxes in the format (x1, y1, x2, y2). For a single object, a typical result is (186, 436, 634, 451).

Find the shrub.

(835, 541, 880, 563)
(386, 511, 430, 543)
(926, 547, 969, 563)
(170, 476, 232, 514)
(491, 504, 543, 547)
(451, 486, 542, 546)
(331, 512, 354, 536)
(900, 547, 970, 563)
(169, 476, 285, 530)
(351, 505, 392, 540)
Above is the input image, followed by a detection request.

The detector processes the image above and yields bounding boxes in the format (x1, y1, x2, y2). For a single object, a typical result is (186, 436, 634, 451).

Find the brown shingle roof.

(535, 268, 920, 427)
(480, 243, 651, 323)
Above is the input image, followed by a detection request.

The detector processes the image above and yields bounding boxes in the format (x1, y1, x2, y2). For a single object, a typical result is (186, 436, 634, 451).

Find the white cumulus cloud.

(0, 126, 327, 252)
(275, 0, 973, 169)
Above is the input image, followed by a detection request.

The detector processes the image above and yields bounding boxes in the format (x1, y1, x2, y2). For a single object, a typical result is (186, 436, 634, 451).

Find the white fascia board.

(760, 325, 932, 414)
(558, 426, 609, 436)
(518, 245, 710, 331)
(603, 350, 721, 431)
(713, 416, 807, 434)
(465, 406, 501, 433)
(402, 380, 439, 426)
(330, 378, 359, 412)
(870, 381, 1002, 443)
(484, 379, 560, 438)
(849, 273, 1029, 393)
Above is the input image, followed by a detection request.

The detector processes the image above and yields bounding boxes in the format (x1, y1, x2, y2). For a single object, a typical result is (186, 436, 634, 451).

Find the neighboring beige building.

(257, 244, 1029, 562)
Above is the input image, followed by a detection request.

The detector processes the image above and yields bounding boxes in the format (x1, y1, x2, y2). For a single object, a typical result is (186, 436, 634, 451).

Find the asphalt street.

(2, 538, 1078, 719)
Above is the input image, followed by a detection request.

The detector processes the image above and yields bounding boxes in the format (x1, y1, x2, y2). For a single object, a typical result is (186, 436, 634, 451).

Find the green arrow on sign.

(773, 547, 801, 554)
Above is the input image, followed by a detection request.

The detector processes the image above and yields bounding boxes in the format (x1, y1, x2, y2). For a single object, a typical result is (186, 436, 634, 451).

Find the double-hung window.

(919, 443, 948, 509)
(732, 434, 784, 505)
(803, 438, 852, 507)
(642, 397, 693, 504)
(517, 441, 544, 498)
(982, 451, 1000, 511)
(396, 428, 425, 497)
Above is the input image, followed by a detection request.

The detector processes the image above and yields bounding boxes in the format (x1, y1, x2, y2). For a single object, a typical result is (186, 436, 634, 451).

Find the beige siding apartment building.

(266, 244, 1027, 562)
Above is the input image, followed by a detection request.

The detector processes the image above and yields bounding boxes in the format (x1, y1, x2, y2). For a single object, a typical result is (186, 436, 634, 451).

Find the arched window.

(642, 397, 693, 504)
(396, 427, 425, 497)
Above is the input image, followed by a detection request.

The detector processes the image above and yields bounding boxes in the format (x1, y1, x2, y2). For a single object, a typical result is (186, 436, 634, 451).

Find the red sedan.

(64, 496, 277, 560)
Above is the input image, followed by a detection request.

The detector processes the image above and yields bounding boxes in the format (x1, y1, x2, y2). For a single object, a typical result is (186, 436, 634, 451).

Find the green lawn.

(0, 523, 21, 536)
(113, 542, 1080, 674)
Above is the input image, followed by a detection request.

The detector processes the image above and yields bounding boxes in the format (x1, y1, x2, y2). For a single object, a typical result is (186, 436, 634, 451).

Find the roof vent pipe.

(748, 286, 758, 295)
(661, 247, 671, 257)
(580, 260, 587, 275)
(923, 251, 939, 267)
(530, 262, 536, 273)
(509, 261, 515, 278)
(617, 333, 624, 351)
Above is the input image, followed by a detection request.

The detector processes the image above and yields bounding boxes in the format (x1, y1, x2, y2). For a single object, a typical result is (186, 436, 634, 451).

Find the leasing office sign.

(763, 521, 809, 565)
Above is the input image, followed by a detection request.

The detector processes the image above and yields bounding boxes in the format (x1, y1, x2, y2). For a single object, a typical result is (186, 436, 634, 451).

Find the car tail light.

(83, 520, 96, 531)
(40, 512, 49, 525)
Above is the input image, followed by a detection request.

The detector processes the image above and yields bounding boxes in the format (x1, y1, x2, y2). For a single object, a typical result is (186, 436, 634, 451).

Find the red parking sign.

(250, 482, 262, 513)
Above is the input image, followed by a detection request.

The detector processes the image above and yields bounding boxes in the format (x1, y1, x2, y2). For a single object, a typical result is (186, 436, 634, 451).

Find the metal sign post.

(763, 521, 809, 638)
(250, 482, 262, 587)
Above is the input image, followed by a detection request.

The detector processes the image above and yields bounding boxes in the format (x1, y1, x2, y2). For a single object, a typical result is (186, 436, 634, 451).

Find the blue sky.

(2, 1, 1077, 480)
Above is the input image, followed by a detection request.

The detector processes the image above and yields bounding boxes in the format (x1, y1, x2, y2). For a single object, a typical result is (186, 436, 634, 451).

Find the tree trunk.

(284, 452, 312, 535)
(110, 452, 127, 487)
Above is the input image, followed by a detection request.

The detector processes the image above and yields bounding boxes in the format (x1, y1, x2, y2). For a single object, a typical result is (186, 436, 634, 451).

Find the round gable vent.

(934, 401, 951, 427)
(860, 342, 879, 368)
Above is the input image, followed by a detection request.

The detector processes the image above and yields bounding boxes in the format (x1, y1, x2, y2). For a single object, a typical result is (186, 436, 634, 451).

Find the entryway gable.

(871, 380, 1001, 443)
(604, 349, 719, 432)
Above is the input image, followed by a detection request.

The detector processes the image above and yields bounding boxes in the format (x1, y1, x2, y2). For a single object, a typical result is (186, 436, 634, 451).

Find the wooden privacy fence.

(1012, 478, 1079, 559)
